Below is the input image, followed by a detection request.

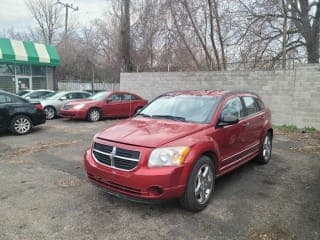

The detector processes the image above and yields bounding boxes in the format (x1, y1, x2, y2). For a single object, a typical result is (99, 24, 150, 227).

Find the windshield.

(88, 92, 110, 100)
(137, 94, 221, 124)
(44, 92, 65, 100)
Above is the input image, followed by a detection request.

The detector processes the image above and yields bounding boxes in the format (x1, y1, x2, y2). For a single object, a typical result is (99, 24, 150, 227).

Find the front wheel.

(87, 108, 101, 122)
(180, 156, 215, 212)
(256, 132, 272, 164)
(10, 115, 32, 135)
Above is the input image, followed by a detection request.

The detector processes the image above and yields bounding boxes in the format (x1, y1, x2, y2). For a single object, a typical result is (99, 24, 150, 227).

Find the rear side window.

(256, 98, 265, 110)
(123, 94, 138, 101)
(221, 97, 244, 119)
(243, 96, 260, 116)
(0, 94, 11, 104)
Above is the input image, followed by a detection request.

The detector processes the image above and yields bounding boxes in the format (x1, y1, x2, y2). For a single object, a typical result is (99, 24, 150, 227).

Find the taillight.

(35, 103, 43, 110)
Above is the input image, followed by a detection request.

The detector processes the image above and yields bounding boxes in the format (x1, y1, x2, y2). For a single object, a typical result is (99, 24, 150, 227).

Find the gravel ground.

(0, 119, 319, 240)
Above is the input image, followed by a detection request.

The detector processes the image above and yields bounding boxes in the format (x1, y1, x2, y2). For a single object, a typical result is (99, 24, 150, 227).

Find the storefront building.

(0, 38, 60, 93)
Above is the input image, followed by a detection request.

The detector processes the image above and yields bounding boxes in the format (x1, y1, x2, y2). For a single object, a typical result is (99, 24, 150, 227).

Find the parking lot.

(0, 119, 319, 240)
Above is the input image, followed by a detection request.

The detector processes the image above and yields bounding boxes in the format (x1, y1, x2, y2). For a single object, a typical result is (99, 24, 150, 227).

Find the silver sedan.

(41, 91, 92, 120)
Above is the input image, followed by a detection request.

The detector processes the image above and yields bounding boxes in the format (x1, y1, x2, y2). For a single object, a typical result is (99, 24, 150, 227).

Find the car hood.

(96, 117, 207, 148)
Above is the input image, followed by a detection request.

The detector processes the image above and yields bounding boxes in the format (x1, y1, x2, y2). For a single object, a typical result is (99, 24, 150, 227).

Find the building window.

(15, 64, 31, 75)
(0, 63, 14, 75)
(32, 66, 46, 76)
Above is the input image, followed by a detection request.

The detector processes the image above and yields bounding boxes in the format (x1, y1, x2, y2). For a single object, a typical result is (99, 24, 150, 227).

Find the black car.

(0, 90, 46, 135)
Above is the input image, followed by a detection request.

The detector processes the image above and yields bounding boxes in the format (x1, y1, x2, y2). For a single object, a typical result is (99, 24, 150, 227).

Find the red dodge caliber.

(84, 90, 272, 211)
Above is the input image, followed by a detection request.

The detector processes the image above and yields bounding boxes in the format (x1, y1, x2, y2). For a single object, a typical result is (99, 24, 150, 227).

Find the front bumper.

(84, 148, 187, 201)
(60, 109, 87, 119)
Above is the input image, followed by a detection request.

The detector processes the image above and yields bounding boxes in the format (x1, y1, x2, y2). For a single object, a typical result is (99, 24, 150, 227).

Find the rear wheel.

(180, 156, 215, 212)
(256, 132, 272, 164)
(87, 108, 101, 122)
(44, 106, 56, 120)
(10, 115, 32, 135)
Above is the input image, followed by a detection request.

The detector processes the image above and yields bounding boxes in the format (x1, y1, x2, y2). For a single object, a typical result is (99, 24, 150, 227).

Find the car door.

(122, 93, 138, 116)
(213, 96, 247, 169)
(103, 93, 126, 117)
(240, 96, 266, 149)
(0, 93, 10, 130)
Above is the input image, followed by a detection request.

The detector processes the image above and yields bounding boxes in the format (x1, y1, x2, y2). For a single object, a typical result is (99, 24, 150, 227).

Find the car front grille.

(92, 143, 140, 171)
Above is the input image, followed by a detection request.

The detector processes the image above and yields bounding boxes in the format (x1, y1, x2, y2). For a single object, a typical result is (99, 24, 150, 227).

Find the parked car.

(22, 89, 55, 100)
(0, 90, 46, 135)
(16, 90, 32, 96)
(84, 90, 272, 211)
(60, 91, 148, 122)
(41, 91, 92, 120)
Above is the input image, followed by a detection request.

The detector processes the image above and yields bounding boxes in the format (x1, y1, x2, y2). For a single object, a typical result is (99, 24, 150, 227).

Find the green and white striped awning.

(0, 38, 60, 66)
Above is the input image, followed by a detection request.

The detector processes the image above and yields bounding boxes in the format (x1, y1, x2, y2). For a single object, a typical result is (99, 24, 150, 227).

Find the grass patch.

(273, 124, 316, 133)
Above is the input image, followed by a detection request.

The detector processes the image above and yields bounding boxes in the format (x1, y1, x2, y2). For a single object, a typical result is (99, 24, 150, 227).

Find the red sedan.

(84, 90, 272, 211)
(60, 91, 148, 122)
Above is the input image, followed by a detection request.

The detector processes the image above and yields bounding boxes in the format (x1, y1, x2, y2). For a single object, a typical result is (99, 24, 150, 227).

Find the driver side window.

(221, 97, 243, 119)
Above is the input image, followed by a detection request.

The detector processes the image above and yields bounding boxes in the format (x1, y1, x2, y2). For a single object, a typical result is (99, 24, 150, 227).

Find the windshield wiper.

(151, 115, 186, 122)
(135, 113, 152, 118)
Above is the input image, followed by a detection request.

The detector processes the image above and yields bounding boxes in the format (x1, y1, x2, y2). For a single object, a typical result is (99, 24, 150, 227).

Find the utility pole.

(56, 0, 79, 38)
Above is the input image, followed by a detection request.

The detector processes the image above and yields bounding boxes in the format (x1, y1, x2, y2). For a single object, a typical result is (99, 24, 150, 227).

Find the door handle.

(242, 122, 250, 127)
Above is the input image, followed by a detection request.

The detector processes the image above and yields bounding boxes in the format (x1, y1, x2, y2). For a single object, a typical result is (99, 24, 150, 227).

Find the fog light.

(148, 186, 163, 196)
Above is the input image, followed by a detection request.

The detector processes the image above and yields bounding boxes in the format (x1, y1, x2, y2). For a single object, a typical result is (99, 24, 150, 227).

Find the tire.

(256, 132, 272, 164)
(44, 106, 56, 120)
(180, 156, 215, 212)
(10, 115, 32, 135)
(87, 108, 101, 122)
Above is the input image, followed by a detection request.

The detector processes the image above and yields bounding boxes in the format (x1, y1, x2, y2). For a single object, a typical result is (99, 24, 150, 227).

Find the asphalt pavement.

(0, 119, 319, 240)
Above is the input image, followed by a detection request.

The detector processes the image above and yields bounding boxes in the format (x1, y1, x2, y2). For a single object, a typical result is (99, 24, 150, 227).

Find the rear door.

(103, 93, 130, 117)
(240, 96, 265, 150)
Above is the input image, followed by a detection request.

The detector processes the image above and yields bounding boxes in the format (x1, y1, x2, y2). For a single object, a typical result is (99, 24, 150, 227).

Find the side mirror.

(59, 96, 67, 101)
(217, 114, 239, 127)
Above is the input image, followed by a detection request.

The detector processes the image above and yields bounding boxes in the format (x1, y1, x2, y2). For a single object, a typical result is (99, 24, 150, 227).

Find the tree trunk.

(306, 41, 319, 63)
(120, 0, 133, 72)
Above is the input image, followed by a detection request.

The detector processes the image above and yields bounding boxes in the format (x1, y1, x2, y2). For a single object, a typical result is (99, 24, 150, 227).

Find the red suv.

(84, 90, 272, 211)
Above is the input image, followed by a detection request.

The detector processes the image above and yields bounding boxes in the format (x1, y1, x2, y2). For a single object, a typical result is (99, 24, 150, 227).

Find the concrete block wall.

(120, 65, 320, 129)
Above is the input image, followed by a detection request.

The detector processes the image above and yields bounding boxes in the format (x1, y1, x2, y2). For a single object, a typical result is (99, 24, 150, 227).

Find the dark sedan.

(0, 90, 46, 135)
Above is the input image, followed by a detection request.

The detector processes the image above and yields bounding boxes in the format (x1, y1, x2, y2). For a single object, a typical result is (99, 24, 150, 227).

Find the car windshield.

(88, 92, 110, 100)
(44, 92, 65, 100)
(137, 94, 221, 124)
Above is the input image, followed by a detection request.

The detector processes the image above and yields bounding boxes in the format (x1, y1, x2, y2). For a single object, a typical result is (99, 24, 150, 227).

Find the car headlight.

(73, 104, 85, 110)
(148, 146, 190, 167)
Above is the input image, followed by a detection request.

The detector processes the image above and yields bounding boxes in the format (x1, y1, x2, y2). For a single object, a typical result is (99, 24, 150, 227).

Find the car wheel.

(180, 156, 215, 212)
(44, 106, 56, 120)
(87, 108, 101, 122)
(256, 132, 272, 164)
(10, 115, 32, 135)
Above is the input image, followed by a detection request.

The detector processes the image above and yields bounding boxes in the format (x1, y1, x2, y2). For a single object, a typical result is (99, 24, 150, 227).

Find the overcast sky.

(0, 0, 109, 33)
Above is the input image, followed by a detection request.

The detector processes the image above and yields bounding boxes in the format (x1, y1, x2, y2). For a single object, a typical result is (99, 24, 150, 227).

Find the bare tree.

(25, 0, 62, 44)
(120, 0, 133, 72)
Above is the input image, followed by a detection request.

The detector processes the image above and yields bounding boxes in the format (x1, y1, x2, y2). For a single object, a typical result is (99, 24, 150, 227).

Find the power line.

(56, 1, 79, 37)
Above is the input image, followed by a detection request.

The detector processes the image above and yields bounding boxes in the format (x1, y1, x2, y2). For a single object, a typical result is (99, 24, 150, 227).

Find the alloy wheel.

(14, 117, 31, 134)
(194, 164, 213, 204)
(262, 135, 272, 161)
(45, 107, 55, 120)
(89, 110, 100, 122)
